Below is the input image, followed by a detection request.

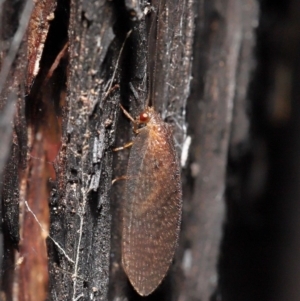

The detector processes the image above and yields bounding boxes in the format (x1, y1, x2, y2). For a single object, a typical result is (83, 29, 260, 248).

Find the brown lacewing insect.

(120, 106, 182, 296)
(116, 0, 183, 296)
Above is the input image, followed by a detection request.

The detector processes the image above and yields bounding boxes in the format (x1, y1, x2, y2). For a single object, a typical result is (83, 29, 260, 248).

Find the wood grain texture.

(122, 107, 182, 296)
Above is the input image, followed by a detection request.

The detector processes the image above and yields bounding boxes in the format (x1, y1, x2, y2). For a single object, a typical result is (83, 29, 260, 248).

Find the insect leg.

(111, 175, 127, 185)
(113, 141, 133, 152)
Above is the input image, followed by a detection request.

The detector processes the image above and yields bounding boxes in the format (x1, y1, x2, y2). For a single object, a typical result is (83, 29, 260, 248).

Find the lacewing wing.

(122, 107, 182, 296)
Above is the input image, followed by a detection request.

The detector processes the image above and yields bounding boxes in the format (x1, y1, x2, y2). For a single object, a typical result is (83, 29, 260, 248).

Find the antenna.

(145, 0, 165, 109)
(145, 2, 156, 108)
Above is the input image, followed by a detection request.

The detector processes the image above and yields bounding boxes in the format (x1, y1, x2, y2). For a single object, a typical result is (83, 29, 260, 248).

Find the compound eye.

(139, 112, 150, 123)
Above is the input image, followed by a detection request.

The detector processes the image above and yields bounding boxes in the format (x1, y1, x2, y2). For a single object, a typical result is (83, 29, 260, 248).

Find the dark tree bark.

(182, 1, 258, 300)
